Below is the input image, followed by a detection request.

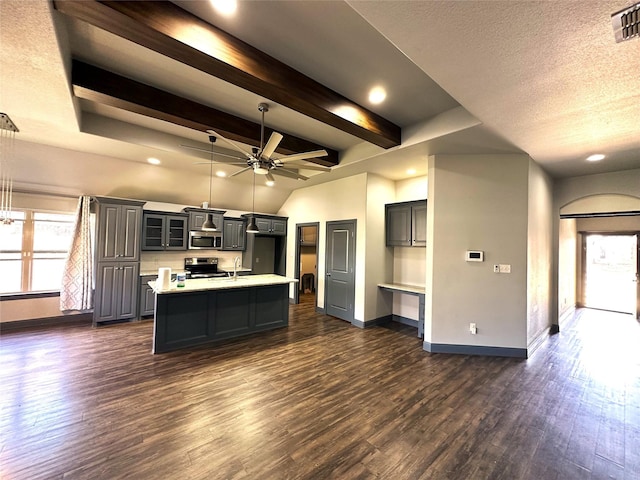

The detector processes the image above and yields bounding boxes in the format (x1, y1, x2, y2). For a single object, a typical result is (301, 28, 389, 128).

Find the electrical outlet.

(470, 323, 477, 334)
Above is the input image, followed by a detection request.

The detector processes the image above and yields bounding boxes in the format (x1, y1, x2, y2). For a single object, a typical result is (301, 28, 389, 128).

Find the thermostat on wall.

(466, 250, 484, 262)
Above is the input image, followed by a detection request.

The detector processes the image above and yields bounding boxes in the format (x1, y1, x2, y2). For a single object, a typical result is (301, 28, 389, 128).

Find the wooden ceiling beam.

(71, 60, 339, 166)
(53, 0, 401, 149)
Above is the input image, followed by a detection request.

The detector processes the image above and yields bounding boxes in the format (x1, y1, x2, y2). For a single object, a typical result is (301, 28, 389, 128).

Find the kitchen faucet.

(233, 256, 241, 279)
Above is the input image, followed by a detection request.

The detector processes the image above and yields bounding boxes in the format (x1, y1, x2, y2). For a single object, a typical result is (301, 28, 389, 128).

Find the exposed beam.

(71, 60, 339, 166)
(53, 0, 401, 149)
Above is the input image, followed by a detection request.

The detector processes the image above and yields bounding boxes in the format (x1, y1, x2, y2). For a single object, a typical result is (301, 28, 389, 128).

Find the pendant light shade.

(201, 213, 217, 231)
(246, 215, 259, 233)
(201, 136, 218, 231)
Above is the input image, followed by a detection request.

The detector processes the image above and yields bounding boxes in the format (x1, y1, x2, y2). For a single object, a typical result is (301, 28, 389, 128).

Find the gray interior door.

(325, 220, 356, 321)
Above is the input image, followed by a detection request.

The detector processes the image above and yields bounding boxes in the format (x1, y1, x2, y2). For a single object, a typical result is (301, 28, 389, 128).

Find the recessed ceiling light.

(368, 86, 386, 104)
(210, 0, 237, 16)
(406, 168, 416, 175)
(265, 180, 275, 187)
(147, 157, 161, 165)
(586, 154, 605, 162)
(215, 171, 227, 177)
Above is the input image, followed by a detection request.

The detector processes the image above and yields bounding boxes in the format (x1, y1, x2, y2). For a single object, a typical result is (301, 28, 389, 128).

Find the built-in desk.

(378, 283, 426, 338)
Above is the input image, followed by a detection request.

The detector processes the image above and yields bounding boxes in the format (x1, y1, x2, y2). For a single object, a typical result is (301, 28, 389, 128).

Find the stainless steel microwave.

(188, 230, 222, 249)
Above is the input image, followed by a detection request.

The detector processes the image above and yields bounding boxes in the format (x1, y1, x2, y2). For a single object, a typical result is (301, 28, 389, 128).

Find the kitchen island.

(149, 274, 297, 353)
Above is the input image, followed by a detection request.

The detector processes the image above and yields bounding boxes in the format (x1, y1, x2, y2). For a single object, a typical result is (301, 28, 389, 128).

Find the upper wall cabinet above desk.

(385, 200, 427, 247)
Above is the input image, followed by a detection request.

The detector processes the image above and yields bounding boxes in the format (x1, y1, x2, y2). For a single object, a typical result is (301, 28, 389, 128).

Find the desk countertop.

(377, 283, 426, 295)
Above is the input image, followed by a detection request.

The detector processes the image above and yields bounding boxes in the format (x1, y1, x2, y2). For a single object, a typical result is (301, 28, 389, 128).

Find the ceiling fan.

(181, 103, 331, 184)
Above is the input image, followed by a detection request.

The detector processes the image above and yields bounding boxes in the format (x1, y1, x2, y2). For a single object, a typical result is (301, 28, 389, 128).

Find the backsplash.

(140, 251, 243, 274)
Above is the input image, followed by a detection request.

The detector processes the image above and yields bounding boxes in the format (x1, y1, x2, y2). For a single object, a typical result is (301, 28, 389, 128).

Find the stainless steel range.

(184, 257, 227, 279)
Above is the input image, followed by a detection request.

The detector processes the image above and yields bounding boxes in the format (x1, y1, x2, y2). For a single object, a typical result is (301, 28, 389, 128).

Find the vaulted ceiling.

(1, 1, 638, 213)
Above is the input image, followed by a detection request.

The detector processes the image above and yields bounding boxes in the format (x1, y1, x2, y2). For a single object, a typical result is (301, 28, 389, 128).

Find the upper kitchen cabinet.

(142, 211, 188, 251)
(385, 200, 427, 247)
(244, 214, 288, 236)
(93, 197, 144, 262)
(222, 218, 246, 251)
(183, 207, 225, 231)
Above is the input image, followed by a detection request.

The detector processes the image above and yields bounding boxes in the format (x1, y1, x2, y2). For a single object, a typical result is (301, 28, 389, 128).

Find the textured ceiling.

(348, 0, 640, 177)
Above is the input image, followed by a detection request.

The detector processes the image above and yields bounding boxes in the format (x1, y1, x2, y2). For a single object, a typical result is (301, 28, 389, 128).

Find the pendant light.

(246, 171, 259, 233)
(201, 136, 218, 231)
(0, 113, 18, 225)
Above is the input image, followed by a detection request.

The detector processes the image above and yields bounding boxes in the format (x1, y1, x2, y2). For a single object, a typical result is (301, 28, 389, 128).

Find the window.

(0, 209, 76, 294)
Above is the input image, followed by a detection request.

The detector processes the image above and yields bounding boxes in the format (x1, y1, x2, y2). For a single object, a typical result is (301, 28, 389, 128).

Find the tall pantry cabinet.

(92, 197, 145, 325)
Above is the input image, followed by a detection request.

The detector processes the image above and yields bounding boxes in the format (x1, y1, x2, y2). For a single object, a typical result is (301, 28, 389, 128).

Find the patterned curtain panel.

(60, 195, 93, 312)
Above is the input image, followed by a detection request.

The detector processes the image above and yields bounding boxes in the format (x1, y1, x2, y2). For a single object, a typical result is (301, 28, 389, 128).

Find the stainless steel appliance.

(184, 257, 227, 278)
(188, 230, 222, 249)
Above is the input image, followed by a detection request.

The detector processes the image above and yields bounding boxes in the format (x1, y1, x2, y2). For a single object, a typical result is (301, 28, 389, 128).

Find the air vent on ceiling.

(612, 2, 640, 43)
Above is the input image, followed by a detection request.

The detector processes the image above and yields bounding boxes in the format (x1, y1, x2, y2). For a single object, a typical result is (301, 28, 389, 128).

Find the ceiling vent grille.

(612, 2, 640, 42)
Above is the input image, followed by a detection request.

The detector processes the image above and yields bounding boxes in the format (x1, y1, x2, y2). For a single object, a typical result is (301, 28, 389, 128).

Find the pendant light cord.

(252, 170, 256, 214)
(209, 141, 214, 205)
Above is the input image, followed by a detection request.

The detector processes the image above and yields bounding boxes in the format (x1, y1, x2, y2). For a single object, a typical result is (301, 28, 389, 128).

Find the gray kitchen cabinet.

(385, 200, 427, 247)
(153, 283, 289, 353)
(94, 262, 140, 323)
(94, 198, 143, 262)
(183, 208, 225, 231)
(139, 275, 156, 317)
(246, 214, 287, 235)
(411, 202, 427, 247)
(142, 211, 188, 250)
(92, 197, 144, 326)
(222, 218, 246, 250)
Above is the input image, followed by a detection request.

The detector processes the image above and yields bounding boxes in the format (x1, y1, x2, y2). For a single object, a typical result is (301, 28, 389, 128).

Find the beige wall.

(426, 154, 530, 349)
(280, 172, 396, 322)
(558, 218, 577, 319)
(364, 174, 397, 321)
(526, 159, 554, 346)
(1, 296, 67, 323)
(281, 173, 369, 320)
(576, 216, 640, 232)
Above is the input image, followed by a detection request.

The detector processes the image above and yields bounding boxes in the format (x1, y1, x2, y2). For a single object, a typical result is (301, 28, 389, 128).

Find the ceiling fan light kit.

(201, 103, 330, 185)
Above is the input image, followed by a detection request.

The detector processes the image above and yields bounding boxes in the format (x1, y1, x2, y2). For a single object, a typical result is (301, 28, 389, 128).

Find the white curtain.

(60, 195, 93, 312)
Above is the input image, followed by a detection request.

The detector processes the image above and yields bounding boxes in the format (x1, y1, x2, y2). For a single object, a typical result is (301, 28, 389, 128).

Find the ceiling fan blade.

(179, 144, 244, 161)
(282, 162, 331, 172)
(276, 168, 309, 180)
(228, 166, 253, 178)
(261, 132, 283, 159)
(277, 149, 328, 164)
(206, 129, 255, 159)
(193, 161, 247, 166)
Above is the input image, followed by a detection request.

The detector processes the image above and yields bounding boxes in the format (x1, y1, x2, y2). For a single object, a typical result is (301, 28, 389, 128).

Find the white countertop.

(377, 282, 426, 295)
(150, 274, 298, 294)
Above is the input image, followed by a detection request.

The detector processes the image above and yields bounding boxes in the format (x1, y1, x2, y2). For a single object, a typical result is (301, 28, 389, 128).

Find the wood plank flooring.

(1, 299, 639, 479)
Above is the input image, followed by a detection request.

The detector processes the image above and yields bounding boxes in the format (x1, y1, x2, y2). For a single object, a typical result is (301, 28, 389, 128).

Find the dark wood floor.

(1, 299, 639, 479)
